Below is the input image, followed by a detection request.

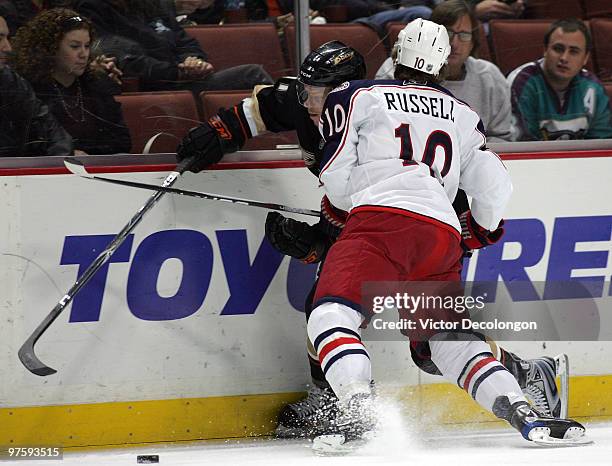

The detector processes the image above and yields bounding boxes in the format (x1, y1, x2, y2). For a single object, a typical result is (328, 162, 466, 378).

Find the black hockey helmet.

(298, 40, 366, 87)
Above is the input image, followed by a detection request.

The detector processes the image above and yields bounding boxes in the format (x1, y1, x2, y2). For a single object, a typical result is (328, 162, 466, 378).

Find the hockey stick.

(64, 158, 320, 217)
(17, 156, 198, 376)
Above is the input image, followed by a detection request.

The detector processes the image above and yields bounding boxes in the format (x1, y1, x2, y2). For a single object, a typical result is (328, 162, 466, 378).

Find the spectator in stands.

(273, 1, 397, 22)
(470, 0, 525, 22)
(508, 18, 612, 141)
(0, 10, 10, 65)
(171, 0, 221, 25)
(356, 0, 525, 43)
(376, 0, 512, 141)
(226, 0, 412, 23)
(0, 0, 71, 32)
(353, 1, 438, 36)
(174, 0, 208, 14)
(73, 0, 273, 92)
(11, 8, 131, 154)
(0, 14, 72, 157)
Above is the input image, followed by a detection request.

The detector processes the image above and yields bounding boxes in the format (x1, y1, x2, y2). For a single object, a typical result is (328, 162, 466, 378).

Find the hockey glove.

(265, 212, 328, 264)
(459, 210, 505, 251)
(176, 116, 239, 173)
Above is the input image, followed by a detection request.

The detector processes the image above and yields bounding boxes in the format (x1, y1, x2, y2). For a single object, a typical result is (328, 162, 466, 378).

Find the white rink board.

(1, 156, 611, 408)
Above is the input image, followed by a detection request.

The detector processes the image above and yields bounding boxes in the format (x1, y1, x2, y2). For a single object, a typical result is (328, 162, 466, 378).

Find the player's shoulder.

(329, 79, 377, 95)
(252, 76, 297, 106)
(272, 76, 297, 96)
(420, 81, 476, 112)
(326, 79, 405, 105)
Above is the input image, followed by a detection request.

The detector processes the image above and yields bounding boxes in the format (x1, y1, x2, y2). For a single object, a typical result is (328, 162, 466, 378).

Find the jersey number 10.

(395, 123, 453, 178)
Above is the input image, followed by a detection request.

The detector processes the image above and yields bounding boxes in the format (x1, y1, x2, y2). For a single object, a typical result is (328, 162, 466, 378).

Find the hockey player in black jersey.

(176, 40, 364, 176)
(175, 41, 565, 439)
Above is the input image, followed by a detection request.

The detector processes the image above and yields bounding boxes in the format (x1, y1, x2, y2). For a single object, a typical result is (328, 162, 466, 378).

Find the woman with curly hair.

(11, 8, 131, 154)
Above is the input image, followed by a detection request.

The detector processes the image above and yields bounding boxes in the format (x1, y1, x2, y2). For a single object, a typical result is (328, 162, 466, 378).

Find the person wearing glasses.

(376, 0, 512, 142)
(11, 9, 131, 155)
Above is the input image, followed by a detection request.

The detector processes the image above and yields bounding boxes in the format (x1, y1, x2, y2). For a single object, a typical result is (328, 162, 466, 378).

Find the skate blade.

(529, 426, 594, 447)
(312, 433, 373, 456)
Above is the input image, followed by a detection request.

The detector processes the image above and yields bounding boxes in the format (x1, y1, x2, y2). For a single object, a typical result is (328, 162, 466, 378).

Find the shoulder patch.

(272, 77, 297, 105)
(330, 81, 350, 94)
(274, 76, 296, 94)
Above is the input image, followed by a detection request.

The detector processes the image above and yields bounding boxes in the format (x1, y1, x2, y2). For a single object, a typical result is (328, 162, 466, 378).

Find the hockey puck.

(137, 455, 159, 463)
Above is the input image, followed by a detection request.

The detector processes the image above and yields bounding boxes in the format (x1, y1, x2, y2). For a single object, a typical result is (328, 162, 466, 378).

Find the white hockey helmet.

(394, 18, 451, 76)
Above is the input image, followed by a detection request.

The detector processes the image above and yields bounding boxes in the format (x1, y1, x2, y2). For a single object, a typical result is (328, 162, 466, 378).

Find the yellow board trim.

(2, 375, 611, 448)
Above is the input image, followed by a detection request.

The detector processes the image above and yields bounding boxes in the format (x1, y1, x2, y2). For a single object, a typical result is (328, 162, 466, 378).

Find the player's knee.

(429, 332, 492, 380)
(307, 302, 363, 347)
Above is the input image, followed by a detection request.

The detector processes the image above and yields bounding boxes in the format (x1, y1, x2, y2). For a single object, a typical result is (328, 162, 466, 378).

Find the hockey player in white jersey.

(176, 38, 566, 440)
(307, 19, 589, 452)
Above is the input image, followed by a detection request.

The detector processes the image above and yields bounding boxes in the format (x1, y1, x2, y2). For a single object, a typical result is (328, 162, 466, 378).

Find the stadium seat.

(321, 5, 349, 22)
(603, 82, 612, 102)
(476, 25, 492, 63)
(385, 22, 404, 49)
(490, 20, 551, 76)
(582, 0, 612, 19)
(603, 82, 612, 112)
(524, 0, 584, 19)
(199, 91, 299, 151)
(185, 24, 290, 79)
(590, 19, 612, 81)
(386, 22, 491, 64)
(285, 24, 388, 79)
(116, 91, 201, 154)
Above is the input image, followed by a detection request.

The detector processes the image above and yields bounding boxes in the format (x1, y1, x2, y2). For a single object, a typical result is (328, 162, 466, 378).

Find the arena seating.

(603, 81, 612, 101)
(284, 24, 388, 79)
(582, 0, 612, 19)
(115, 91, 201, 154)
(590, 19, 612, 81)
(199, 91, 299, 150)
(185, 23, 290, 79)
(489, 20, 552, 75)
(116, 12, 612, 155)
(524, 0, 584, 19)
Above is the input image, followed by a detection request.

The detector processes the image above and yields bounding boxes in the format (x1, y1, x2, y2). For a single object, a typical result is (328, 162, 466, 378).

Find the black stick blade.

(18, 339, 57, 376)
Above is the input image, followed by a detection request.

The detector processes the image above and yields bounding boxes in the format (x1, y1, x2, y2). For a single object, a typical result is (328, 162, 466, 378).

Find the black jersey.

(217, 77, 324, 176)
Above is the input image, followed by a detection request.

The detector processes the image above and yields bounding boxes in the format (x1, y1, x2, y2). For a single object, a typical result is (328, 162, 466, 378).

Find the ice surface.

(13, 419, 612, 465)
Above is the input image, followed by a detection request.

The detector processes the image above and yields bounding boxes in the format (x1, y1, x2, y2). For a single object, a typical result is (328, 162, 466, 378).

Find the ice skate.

(275, 385, 339, 438)
(523, 356, 563, 417)
(504, 351, 567, 417)
(494, 397, 592, 447)
(312, 393, 377, 455)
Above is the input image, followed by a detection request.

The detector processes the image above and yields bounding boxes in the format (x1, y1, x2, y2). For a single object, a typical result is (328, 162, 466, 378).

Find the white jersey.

(318, 79, 512, 233)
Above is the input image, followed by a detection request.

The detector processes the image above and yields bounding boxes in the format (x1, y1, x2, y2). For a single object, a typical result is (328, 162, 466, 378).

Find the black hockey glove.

(176, 115, 240, 173)
(459, 210, 505, 251)
(265, 211, 328, 264)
